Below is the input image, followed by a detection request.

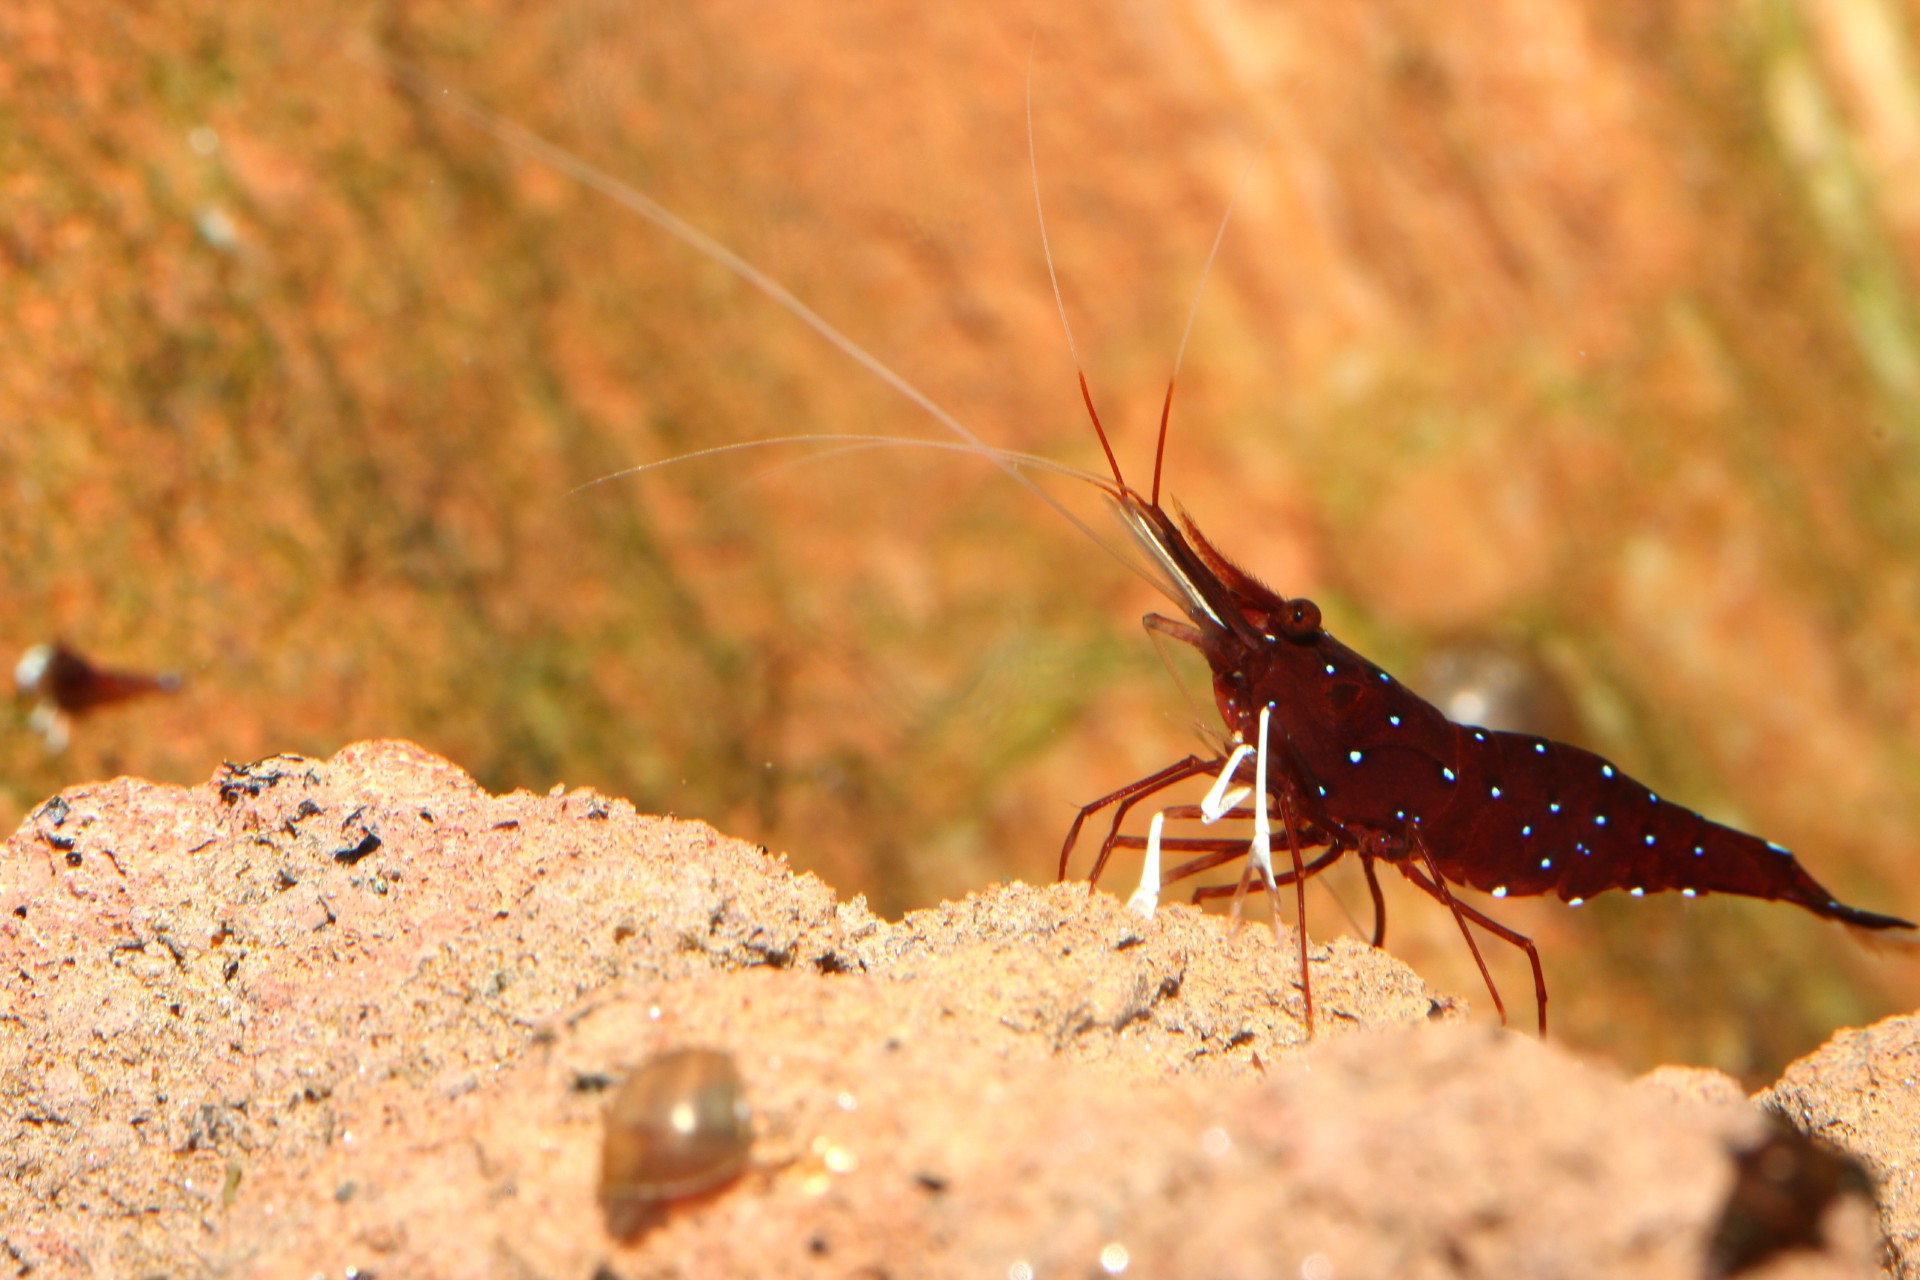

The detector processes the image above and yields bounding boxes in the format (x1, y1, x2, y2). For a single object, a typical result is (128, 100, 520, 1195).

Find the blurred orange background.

(6, 0, 1920, 1080)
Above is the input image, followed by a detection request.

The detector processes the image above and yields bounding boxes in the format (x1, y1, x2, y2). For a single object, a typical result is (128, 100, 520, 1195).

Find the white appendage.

(27, 703, 69, 754)
(1249, 705, 1276, 887)
(1128, 717, 1282, 919)
(1200, 743, 1254, 823)
(1127, 812, 1167, 918)
(1131, 743, 1254, 916)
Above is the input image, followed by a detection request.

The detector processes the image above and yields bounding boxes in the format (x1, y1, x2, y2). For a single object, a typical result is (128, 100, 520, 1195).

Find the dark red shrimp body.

(378, 52, 1913, 1038)
(1073, 489, 1915, 1033)
(14, 642, 180, 715)
(14, 641, 183, 752)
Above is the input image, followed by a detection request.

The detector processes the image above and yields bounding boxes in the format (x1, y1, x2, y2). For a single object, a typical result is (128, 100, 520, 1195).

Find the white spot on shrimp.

(1539, 857, 1552, 870)
(1395, 809, 1406, 821)
(1594, 814, 1608, 827)
(1533, 742, 1547, 754)
(1768, 841, 1791, 855)
(1442, 767, 1456, 783)
(1348, 750, 1363, 765)
(1569, 897, 1585, 907)
(1630, 887, 1645, 897)
(1473, 730, 1487, 742)
(1549, 802, 1562, 814)
(1490, 785, 1502, 798)
(1692, 845, 1705, 857)
(1388, 714, 1401, 727)
(1492, 886, 1508, 899)
(1682, 889, 1697, 898)
(1648, 791, 1659, 804)
(1324, 663, 1336, 676)
(1521, 825, 1533, 837)
(1601, 764, 1615, 778)
(1643, 834, 1656, 846)
(1318, 784, 1327, 797)
(1379, 672, 1390, 683)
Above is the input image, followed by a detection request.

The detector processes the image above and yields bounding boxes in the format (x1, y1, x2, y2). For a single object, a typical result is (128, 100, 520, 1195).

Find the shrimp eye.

(1280, 598, 1322, 637)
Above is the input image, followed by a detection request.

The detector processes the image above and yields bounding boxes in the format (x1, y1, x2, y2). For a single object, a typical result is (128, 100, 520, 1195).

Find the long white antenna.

(1026, 41, 1123, 491)
(1150, 138, 1268, 505)
(568, 434, 1110, 496)
(360, 48, 1126, 556)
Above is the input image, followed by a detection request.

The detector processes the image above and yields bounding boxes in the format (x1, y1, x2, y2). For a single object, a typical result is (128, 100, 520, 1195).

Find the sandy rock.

(0, 740, 1895, 1278)
(1641, 1064, 1754, 1109)
(1762, 1015, 1920, 1276)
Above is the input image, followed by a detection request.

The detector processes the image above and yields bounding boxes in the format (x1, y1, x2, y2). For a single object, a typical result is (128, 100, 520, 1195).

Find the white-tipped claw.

(1200, 745, 1254, 823)
(1248, 706, 1275, 881)
(1204, 787, 1251, 824)
(1128, 812, 1166, 919)
(27, 704, 69, 754)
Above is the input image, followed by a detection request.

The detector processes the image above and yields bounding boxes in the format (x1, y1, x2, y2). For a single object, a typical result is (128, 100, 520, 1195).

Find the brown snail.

(599, 1047, 752, 1242)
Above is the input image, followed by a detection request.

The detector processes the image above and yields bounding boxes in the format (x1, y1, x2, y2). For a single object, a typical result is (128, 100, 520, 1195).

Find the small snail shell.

(599, 1047, 752, 1241)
